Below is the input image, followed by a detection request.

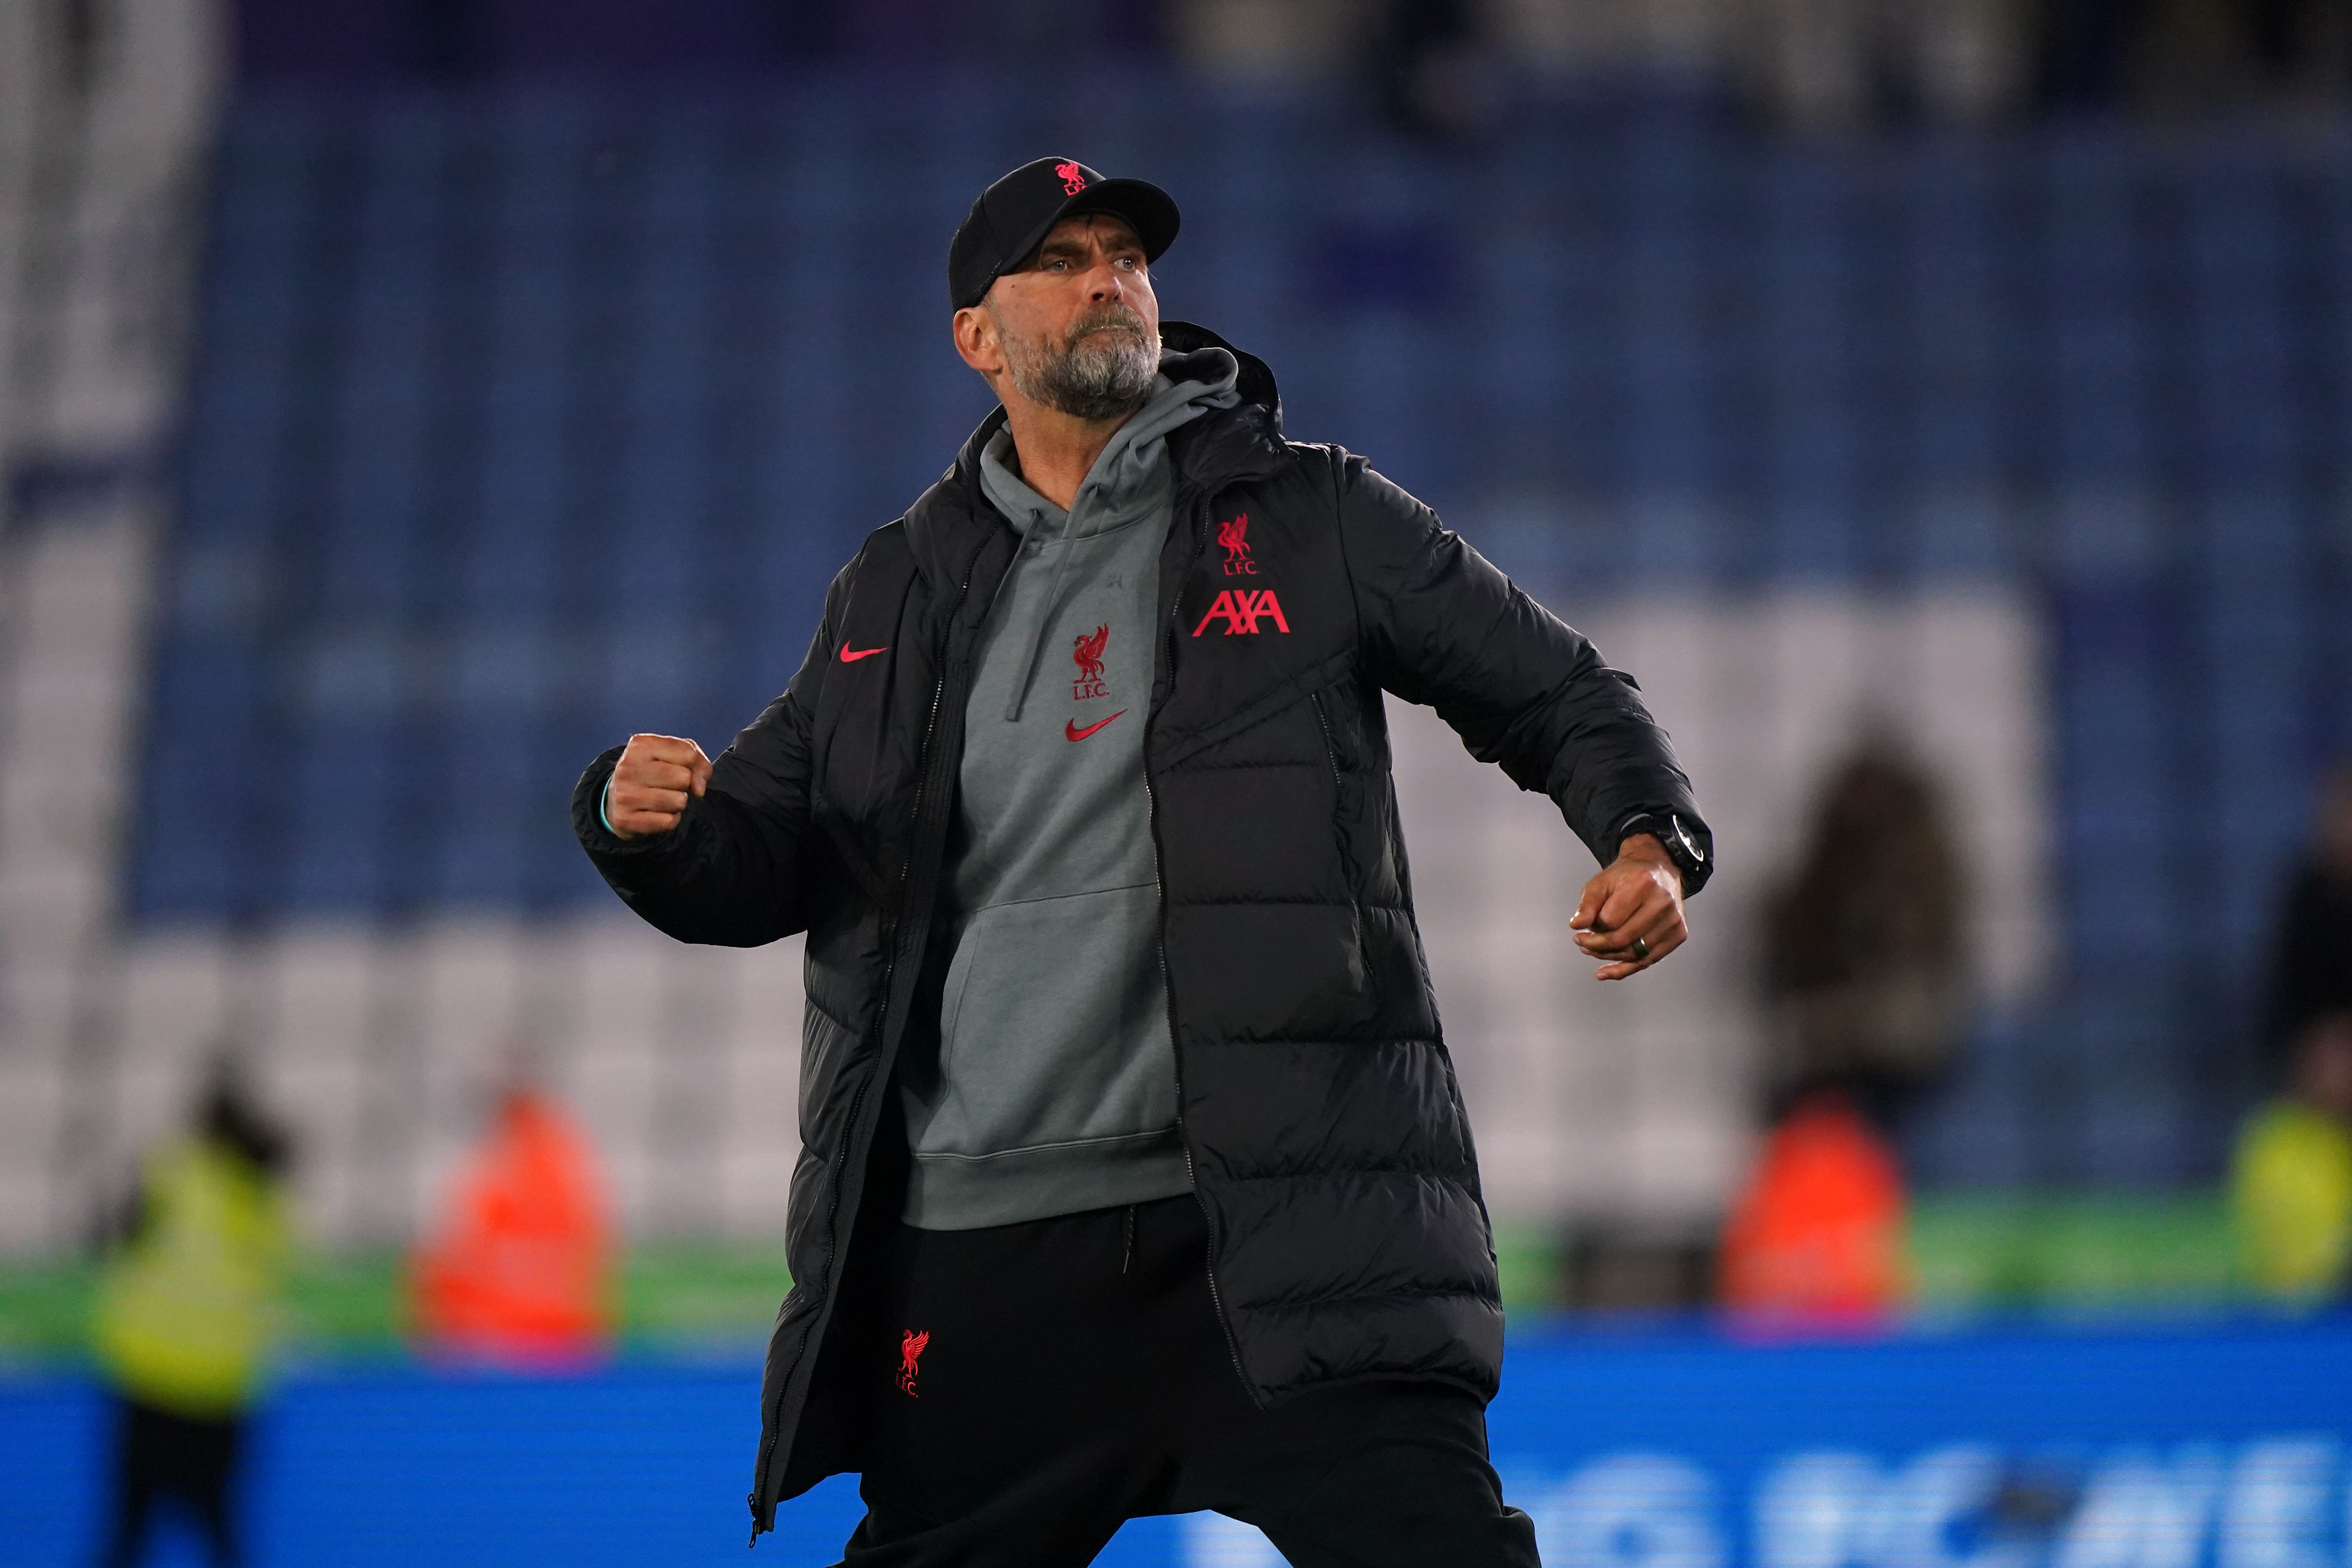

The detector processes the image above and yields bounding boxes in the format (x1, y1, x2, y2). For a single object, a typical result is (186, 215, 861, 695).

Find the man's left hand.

(1569, 835, 1688, 981)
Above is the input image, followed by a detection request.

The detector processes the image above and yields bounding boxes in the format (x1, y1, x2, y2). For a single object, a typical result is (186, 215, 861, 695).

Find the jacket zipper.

(1147, 493, 1255, 1401)
(751, 547, 981, 1537)
(1310, 690, 1375, 1004)
(1309, 689, 1341, 786)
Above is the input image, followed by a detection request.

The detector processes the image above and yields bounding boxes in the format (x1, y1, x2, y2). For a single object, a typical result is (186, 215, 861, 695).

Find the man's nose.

(1086, 261, 1129, 302)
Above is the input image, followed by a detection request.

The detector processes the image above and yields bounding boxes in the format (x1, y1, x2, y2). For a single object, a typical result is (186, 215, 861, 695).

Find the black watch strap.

(1613, 810, 1711, 896)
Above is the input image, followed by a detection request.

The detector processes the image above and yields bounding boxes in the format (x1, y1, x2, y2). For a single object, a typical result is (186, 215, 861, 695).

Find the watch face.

(1672, 819, 1705, 864)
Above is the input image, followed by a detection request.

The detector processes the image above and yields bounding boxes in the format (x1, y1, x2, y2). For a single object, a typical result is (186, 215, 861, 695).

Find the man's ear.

(952, 301, 1003, 379)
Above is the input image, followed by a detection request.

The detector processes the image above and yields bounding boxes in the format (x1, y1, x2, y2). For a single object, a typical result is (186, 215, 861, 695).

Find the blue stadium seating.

(126, 83, 2352, 1187)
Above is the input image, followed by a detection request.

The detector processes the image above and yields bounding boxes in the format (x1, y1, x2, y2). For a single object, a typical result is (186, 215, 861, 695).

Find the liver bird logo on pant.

(898, 1329, 929, 1397)
(1072, 624, 1110, 686)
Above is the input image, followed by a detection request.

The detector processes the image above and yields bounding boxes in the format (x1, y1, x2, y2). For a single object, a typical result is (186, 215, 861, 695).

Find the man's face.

(960, 213, 1160, 421)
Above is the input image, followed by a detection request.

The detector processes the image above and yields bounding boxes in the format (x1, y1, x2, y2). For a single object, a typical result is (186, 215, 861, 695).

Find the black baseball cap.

(948, 156, 1181, 311)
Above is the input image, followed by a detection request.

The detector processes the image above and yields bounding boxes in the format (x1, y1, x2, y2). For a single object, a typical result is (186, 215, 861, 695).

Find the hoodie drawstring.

(988, 362, 1241, 722)
(1003, 513, 1084, 721)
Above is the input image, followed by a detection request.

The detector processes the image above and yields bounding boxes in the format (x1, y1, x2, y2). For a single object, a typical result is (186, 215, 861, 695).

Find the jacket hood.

(904, 320, 1287, 593)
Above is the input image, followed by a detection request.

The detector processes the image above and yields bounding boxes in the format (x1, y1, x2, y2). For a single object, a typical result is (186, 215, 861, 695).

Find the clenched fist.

(1569, 834, 1689, 981)
(606, 734, 712, 840)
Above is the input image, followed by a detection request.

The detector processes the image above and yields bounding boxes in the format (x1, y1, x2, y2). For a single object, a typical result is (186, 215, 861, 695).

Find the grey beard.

(1001, 310, 1159, 421)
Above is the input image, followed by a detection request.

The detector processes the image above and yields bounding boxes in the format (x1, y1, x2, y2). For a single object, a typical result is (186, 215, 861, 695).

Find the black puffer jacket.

(572, 323, 1709, 1536)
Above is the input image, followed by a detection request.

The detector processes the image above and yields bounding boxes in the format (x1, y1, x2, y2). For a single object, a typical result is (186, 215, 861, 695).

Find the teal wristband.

(599, 778, 616, 835)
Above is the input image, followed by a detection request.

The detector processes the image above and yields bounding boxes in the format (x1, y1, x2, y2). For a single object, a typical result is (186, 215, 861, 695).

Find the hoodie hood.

(978, 344, 1240, 721)
(902, 321, 1286, 595)
(977, 344, 1241, 541)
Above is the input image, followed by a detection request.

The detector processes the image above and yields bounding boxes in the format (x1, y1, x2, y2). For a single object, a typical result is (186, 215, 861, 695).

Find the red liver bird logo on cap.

(1055, 161, 1087, 195)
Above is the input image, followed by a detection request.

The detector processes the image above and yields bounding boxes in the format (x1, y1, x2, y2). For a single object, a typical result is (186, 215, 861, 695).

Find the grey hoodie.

(897, 348, 1241, 1229)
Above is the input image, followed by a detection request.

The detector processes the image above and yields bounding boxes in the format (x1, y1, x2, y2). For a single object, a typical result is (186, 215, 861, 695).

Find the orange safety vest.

(408, 1090, 613, 1363)
(1720, 1091, 1906, 1323)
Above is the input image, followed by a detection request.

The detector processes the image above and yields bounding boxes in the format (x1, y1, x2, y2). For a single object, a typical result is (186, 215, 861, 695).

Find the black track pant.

(834, 1194, 1540, 1567)
(93, 1396, 243, 1568)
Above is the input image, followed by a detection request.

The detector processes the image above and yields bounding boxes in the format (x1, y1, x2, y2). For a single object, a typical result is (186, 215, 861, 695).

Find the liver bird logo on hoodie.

(1071, 624, 1111, 700)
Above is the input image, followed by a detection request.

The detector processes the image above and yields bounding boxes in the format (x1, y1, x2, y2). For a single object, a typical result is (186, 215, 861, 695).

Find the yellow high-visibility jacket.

(2233, 1099, 2352, 1304)
(91, 1139, 291, 1417)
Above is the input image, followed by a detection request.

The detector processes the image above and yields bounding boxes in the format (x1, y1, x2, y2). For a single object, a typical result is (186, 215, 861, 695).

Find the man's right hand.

(606, 734, 712, 840)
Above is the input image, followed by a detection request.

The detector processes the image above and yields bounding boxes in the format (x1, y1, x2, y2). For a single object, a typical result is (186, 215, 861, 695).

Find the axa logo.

(1191, 589, 1290, 637)
(897, 1329, 928, 1397)
(1054, 161, 1087, 195)
(1071, 624, 1110, 700)
(1216, 513, 1256, 576)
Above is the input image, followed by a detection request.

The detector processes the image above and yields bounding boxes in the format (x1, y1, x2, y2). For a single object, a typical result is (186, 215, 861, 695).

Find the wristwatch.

(1612, 810, 1711, 897)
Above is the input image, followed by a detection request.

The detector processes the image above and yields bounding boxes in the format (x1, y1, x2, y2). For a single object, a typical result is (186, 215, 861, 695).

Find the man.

(574, 156, 1712, 1566)
(90, 1056, 293, 1568)
(408, 1071, 613, 1366)
(2269, 761, 2352, 1059)
(2234, 1009, 2352, 1303)
(2233, 762, 2352, 1305)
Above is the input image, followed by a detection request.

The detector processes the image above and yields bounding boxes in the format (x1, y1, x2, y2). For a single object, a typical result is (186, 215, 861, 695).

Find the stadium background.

(2, 0, 2350, 1563)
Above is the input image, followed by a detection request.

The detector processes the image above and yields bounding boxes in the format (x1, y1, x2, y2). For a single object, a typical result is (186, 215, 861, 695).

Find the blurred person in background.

(1718, 1087, 1908, 1322)
(2234, 763, 2352, 1303)
(2233, 1010, 2352, 1304)
(1722, 739, 1966, 1319)
(2268, 760, 2352, 1057)
(1758, 739, 1967, 1125)
(407, 1067, 612, 1365)
(577, 155, 1709, 1564)
(88, 1055, 294, 1568)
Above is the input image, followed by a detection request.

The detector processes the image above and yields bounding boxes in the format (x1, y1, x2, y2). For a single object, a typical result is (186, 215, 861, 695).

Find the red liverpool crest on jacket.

(1217, 513, 1256, 576)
